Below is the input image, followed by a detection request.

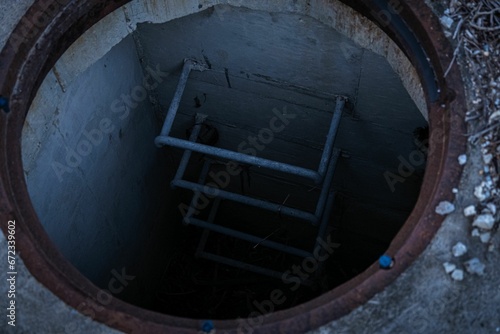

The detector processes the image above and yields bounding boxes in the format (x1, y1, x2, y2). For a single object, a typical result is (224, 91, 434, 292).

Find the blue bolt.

(202, 320, 214, 333)
(379, 255, 394, 269)
(0, 96, 10, 113)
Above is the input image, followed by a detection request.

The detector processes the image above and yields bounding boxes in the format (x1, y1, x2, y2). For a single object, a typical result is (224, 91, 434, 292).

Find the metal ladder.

(155, 59, 345, 282)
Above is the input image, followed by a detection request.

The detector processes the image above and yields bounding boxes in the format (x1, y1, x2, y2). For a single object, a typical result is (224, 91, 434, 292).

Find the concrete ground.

(1, 0, 499, 333)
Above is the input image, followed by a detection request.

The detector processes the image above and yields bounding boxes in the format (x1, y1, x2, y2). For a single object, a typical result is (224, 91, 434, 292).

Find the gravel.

(449, 0, 500, 240)
(479, 232, 491, 243)
(452, 242, 468, 257)
(463, 205, 477, 217)
(435, 201, 456, 215)
(451, 269, 464, 281)
(443, 262, 457, 274)
(472, 214, 495, 230)
(464, 258, 486, 276)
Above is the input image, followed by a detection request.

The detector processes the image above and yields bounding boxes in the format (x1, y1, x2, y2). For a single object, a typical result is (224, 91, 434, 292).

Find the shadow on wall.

(22, 35, 173, 288)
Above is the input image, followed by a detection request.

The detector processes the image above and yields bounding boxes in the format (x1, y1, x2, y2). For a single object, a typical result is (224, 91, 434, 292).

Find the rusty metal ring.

(0, 0, 466, 333)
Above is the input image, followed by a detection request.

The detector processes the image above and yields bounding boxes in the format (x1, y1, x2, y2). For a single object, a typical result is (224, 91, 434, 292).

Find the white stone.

(472, 214, 495, 230)
(487, 203, 497, 215)
(464, 258, 485, 276)
(474, 184, 488, 201)
(483, 153, 493, 164)
(471, 228, 480, 237)
(463, 205, 477, 217)
(489, 244, 495, 252)
(440, 15, 454, 29)
(458, 154, 467, 165)
(452, 188, 459, 194)
(436, 201, 455, 215)
(443, 262, 456, 274)
(480, 232, 491, 243)
(451, 269, 464, 281)
(452, 242, 468, 257)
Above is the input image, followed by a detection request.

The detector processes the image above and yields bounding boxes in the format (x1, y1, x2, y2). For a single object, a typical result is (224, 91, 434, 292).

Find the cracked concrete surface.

(1, 0, 499, 333)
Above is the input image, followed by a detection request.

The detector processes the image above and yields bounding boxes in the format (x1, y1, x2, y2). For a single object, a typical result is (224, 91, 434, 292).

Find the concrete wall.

(21, 34, 165, 287)
(137, 6, 426, 279)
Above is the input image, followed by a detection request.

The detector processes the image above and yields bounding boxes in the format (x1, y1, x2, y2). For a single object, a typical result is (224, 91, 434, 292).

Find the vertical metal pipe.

(314, 149, 340, 222)
(207, 197, 221, 223)
(195, 229, 210, 257)
(316, 191, 335, 244)
(195, 198, 221, 256)
(159, 60, 193, 137)
(313, 190, 336, 278)
(317, 97, 345, 180)
(182, 160, 212, 223)
(173, 114, 207, 182)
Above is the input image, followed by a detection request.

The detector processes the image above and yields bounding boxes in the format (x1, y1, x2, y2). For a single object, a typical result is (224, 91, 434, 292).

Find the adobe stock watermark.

(231, 235, 340, 334)
(384, 139, 427, 192)
(61, 267, 135, 333)
(370, 0, 403, 27)
(9, 0, 71, 52)
(213, 4, 231, 22)
(384, 122, 449, 192)
(178, 106, 297, 221)
(51, 64, 169, 182)
(339, 41, 363, 64)
(211, 4, 251, 40)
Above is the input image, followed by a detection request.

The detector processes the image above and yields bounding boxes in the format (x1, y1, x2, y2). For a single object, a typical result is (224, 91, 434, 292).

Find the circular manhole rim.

(0, 0, 466, 333)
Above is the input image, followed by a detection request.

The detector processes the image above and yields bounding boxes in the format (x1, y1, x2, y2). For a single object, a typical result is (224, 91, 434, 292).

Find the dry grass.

(446, 0, 500, 231)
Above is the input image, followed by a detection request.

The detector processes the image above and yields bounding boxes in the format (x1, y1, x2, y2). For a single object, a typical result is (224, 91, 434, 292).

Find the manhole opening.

(21, 4, 428, 320)
(1, 0, 466, 331)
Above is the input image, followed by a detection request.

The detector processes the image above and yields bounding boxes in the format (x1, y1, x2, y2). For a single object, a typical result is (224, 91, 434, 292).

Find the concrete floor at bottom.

(1, 141, 499, 333)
